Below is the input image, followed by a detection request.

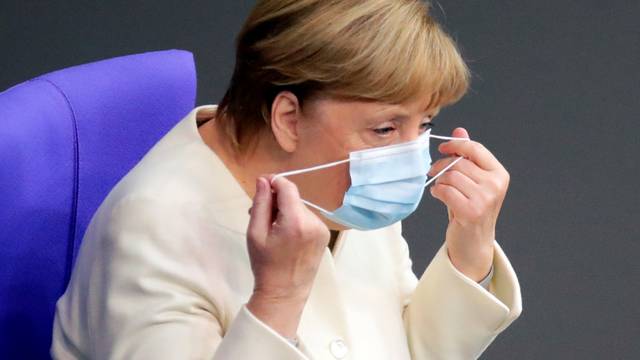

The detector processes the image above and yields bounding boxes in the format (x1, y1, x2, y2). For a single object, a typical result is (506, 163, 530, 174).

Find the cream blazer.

(52, 105, 522, 360)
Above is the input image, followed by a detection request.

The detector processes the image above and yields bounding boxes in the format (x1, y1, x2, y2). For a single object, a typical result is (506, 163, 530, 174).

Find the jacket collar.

(179, 104, 254, 235)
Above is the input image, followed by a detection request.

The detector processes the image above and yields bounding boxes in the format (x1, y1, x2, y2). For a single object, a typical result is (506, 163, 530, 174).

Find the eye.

(373, 126, 396, 135)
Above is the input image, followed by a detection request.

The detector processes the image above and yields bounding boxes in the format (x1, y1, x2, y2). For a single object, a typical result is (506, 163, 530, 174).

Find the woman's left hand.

(427, 127, 510, 282)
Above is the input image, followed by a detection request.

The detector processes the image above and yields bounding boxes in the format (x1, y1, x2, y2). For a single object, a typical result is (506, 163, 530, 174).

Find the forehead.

(399, 95, 442, 116)
(308, 95, 441, 118)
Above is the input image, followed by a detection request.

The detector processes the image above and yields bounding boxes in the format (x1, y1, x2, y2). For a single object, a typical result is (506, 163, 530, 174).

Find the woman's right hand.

(245, 175, 330, 339)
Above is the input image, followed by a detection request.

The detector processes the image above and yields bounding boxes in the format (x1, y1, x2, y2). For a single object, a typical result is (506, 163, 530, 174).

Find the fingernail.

(256, 177, 264, 193)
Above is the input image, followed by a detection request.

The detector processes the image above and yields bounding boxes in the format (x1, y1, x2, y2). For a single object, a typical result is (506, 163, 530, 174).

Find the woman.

(52, 0, 522, 359)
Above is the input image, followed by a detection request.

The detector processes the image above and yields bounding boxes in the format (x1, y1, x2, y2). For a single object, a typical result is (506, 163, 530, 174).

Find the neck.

(203, 117, 291, 201)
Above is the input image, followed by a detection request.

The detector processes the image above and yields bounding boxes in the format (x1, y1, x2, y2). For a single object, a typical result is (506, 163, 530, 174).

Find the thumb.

(247, 177, 273, 241)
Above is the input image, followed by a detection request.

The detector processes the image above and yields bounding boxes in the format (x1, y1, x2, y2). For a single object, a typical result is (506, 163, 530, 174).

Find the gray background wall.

(1, 0, 638, 358)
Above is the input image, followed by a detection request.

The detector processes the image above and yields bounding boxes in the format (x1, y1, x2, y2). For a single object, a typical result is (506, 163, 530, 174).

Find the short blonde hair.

(217, 0, 471, 154)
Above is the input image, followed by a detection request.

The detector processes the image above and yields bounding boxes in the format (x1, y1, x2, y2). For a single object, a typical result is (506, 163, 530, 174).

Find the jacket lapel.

(297, 245, 354, 359)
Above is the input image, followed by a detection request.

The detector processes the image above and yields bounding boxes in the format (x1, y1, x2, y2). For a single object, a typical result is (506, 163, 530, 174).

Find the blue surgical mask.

(271, 128, 470, 230)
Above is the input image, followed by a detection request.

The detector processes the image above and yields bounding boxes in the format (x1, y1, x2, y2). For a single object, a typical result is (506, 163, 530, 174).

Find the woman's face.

(275, 94, 439, 231)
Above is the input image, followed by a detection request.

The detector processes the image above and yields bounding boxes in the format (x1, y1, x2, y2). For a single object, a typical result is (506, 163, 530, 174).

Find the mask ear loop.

(269, 133, 470, 210)
(270, 158, 351, 215)
(270, 158, 350, 184)
(424, 134, 471, 188)
(270, 133, 431, 184)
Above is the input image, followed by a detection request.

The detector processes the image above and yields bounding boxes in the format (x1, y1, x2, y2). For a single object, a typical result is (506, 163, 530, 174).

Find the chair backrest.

(0, 49, 197, 359)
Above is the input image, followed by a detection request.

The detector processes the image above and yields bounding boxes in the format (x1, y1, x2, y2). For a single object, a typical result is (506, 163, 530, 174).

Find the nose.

(400, 129, 425, 143)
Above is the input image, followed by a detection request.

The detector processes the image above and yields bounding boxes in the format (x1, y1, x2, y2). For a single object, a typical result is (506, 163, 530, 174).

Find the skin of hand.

(427, 127, 510, 282)
(245, 174, 330, 339)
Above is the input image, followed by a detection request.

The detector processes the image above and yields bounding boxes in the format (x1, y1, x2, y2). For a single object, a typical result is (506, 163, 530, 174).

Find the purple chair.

(0, 49, 197, 358)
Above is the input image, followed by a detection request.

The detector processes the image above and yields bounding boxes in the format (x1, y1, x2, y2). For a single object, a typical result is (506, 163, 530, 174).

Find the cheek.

(329, 163, 351, 206)
(326, 143, 360, 205)
(307, 161, 349, 208)
(340, 164, 351, 190)
(300, 129, 358, 206)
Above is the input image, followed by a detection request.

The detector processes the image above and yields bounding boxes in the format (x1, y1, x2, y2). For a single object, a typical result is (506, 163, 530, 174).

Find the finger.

(247, 177, 273, 242)
(428, 156, 456, 177)
(433, 169, 480, 199)
(438, 137, 499, 171)
(430, 182, 468, 214)
(451, 127, 469, 139)
(270, 176, 305, 215)
(429, 158, 485, 184)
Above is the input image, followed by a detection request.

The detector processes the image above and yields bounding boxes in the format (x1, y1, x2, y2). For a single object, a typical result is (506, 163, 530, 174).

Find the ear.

(270, 91, 301, 153)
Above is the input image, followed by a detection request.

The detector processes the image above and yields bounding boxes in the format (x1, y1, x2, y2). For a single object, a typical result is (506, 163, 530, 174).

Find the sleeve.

(392, 222, 522, 360)
(477, 264, 494, 290)
(215, 304, 310, 359)
(52, 195, 309, 360)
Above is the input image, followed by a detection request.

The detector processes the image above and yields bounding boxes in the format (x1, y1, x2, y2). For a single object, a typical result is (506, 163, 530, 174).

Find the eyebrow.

(373, 108, 440, 122)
